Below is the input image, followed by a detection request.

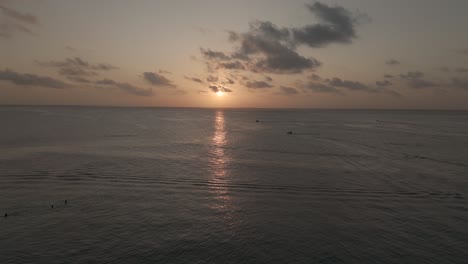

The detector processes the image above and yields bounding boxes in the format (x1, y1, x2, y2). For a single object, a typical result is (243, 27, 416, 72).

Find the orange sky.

(1, 0, 468, 109)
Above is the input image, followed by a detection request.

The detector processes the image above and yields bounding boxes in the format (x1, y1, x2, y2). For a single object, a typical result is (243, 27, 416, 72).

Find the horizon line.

(1, 104, 467, 111)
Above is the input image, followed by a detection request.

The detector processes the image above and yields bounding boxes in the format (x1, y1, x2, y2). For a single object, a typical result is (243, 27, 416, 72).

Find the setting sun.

(216, 91, 224, 97)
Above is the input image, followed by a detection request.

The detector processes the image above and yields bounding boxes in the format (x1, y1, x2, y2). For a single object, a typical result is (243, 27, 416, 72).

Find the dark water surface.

(1, 106, 467, 263)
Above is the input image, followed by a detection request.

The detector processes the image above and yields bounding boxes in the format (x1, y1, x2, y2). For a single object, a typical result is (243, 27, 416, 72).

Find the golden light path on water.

(209, 110, 239, 228)
(212, 110, 228, 178)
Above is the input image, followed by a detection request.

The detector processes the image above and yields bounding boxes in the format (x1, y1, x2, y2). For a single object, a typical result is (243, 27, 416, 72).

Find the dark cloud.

(143, 72, 176, 87)
(400, 71, 437, 89)
(400, 71, 424, 80)
(217, 61, 246, 70)
(0, 5, 38, 38)
(292, 2, 358, 47)
(95, 79, 153, 96)
(308, 73, 321, 81)
(206, 75, 218, 82)
(385, 59, 400, 66)
(253, 49, 321, 74)
(265, 76, 273, 82)
(65, 46, 76, 52)
(200, 48, 231, 61)
(452, 78, 468, 91)
(384, 74, 394, 79)
(200, 2, 362, 75)
(208, 85, 232, 93)
(454, 67, 468, 73)
(438, 66, 450, 73)
(38, 57, 118, 78)
(0, 69, 67, 89)
(223, 77, 235, 85)
(407, 79, 437, 89)
(0, 5, 37, 24)
(383, 89, 402, 98)
(228, 21, 322, 73)
(184, 76, 204, 83)
(200, 2, 363, 75)
(245, 80, 273, 89)
(158, 69, 172, 74)
(66, 76, 92, 83)
(278, 86, 299, 95)
(302, 81, 340, 93)
(299, 77, 400, 97)
(0, 22, 34, 37)
(249, 21, 290, 40)
(326, 77, 370, 91)
(376, 80, 392, 87)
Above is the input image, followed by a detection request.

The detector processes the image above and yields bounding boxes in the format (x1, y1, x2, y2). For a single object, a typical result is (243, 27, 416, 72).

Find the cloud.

(184, 76, 204, 83)
(143, 72, 176, 87)
(384, 74, 394, 78)
(301, 81, 340, 93)
(200, 48, 231, 61)
(0, 69, 67, 89)
(217, 61, 246, 70)
(278, 86, 299, 95)
(65, 46, 76, 52)
(158, 69, 172, 74)
(400, 71, 423, 79)
(326, 77, 370, 91)
(385, 59, 400, 66)
(376, 80, 392, 87)
(400, 71, 437, 89)
(0, 5, 38, 38)
(438, 66, 450, 72)
(292, 2, 358, 47)
(383, 89, 402, 98)
(454, 67, 468, 73)
(95, 79, 153, 96)
(0, 5, 37, 24)
(253, 48, 321, 74)
(452, 78, 468, 91)
(37, 57, 118, 78)
(66, 76, 92, 83)
(200, 2, 362, 75)
(208, 85, 232, 93)
(206, 75, 218, 82)
(265, 76, 273, 82)
(308, 73, 322, 81)
(245, 80, 273, 89)
(227, 21, 322, 73)
(0, 22, 34, 37)
(299, 76, 400, 97)
(222, 77, 235, 85)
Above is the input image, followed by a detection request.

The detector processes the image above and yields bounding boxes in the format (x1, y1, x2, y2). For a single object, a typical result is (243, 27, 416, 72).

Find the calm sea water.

(0, 106, 467, 263)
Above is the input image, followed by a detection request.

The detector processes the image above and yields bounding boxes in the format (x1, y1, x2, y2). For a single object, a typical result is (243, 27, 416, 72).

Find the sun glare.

(216, 91, 224, 97)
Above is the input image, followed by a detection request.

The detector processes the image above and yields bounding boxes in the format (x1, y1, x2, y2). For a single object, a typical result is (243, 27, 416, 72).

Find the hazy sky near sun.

(1, 0, 468, 109)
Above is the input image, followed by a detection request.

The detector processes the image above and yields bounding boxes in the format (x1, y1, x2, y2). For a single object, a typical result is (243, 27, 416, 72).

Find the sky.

(1, 0, 468, 109)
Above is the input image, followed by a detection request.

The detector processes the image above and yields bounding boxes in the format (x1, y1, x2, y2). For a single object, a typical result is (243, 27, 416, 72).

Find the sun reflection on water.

(211, 110, 228, 178)
(209, 110, 235, 216)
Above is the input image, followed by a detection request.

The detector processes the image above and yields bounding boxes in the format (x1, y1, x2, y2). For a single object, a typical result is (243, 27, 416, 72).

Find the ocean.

(0, 106, 467, 263)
